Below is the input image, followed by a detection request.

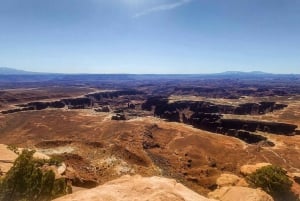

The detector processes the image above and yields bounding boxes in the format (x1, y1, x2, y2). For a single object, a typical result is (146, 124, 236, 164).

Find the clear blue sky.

(0, 0, 299, 74)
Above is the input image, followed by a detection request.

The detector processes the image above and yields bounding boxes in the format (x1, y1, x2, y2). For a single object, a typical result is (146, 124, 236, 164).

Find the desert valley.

(0, 70, 300, 201)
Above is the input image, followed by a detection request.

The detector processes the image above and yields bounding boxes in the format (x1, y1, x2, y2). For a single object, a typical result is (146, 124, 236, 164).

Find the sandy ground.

(0, 144, 18, 173)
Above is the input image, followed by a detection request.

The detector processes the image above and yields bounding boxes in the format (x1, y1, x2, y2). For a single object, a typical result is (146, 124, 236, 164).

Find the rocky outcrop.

(0, 144, 18, 174)
(60, 153, 99, 188)
(1, 90, 144, 114)
(142, 97, 288, 117)
(209, 186, 274, 201)
(173, 85, 292, 98)
(94, 106, 110, 112)
(141, 97, 297, 140)
(209, 171, 273, 201)
(62, 97, 92, 109)
(86, 90, 144, 101)
(234, 102, 287, 115)
(1, 106, 35, 114)
(220, 119, 297, 135)
(111, 113, 126, 120)
(142, 129, 160, 149)
(141, 97, 295, 145)
(224, 130, 268, 144)
(240, 163, 272, 176)
(53, 175, 217, 201)
(216, 174, 248, 188)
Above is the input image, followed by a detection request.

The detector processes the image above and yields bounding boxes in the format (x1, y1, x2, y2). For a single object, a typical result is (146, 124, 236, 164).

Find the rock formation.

(209, 186, 274, 201)
(1, 90, 144, 114)
(141, 97, 297, 144)
(240, 163, 272, 175)
(209, 172, 273, 201)
(0, 144, 18, 174)
(216, 174, 248, 188)
(53, 175, 217, 201)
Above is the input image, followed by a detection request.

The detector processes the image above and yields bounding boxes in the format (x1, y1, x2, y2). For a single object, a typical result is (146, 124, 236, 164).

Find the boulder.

(57, 162, 67, 175)
(111, 113, 126, 120)
(209, 186, 274, 201)
(216, 173, 248, 188)
(94, 106, 110, 112)
(240, 163, 271, 175)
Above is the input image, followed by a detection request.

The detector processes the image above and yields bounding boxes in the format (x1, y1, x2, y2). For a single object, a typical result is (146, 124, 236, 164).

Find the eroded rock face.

(86, 90, 144, 100)
(173, 86, 292, 98)
(220, 119, 297, 135)
(63, 98, 91, 109)
(225, 130, 268, 144)
(53, 175, 217, 201)
(1, 106, 35, 114)
(141, 97, 296, 144)
(142, 98, 287, 116)
(234, 102, 287, 115)
(1, 90, 144, 114)
(142, 97, 297, 137)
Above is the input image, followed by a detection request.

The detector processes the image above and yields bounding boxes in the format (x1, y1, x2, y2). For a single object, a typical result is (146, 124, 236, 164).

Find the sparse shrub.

(247, 165, 299, 201)
(0, 149, 69, 201)
(52, 178, 71, 199)
(48, 155, 63, 166)
(33, 156, 62, 167)
(7, 145, 19, 155)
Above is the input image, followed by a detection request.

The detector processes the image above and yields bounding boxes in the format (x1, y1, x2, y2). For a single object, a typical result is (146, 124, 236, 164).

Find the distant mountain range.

(0, 67, 38, 75)
(0, 67, 298, 76)
(217, 71, 272, 75)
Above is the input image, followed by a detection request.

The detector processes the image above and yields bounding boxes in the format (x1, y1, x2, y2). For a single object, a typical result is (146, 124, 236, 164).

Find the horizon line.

(1, 67, 300, 75)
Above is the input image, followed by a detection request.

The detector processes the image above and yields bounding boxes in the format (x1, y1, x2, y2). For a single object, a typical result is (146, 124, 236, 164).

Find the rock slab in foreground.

(53, 175, 216, 201)
(209, 186, 274, 201)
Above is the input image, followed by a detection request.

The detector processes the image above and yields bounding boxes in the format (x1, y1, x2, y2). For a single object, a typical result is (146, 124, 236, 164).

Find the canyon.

(0, 73, 300, 200)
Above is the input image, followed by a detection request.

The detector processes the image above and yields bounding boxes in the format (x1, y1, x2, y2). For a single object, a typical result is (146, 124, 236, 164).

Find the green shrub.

(52, 178, 71, 199)
(7, 145, 19, 155)
(48, 156, 63, 166)
(0, 149, 69, 201)
(247, 165, 298, 201)
(33, 156, 62, 167)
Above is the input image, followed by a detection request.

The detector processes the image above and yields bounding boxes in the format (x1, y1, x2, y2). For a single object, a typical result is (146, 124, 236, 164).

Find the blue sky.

(0, 0, 299, 74)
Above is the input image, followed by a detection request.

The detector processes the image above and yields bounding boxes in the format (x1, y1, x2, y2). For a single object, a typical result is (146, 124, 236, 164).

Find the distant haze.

(0, 0, 299, 74)
(1, 67, 299, 76)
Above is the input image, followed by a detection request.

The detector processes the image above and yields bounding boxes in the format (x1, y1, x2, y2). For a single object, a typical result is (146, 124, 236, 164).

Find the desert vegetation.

(0, 150, 70, 201)
(247, 165, 299, 201)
